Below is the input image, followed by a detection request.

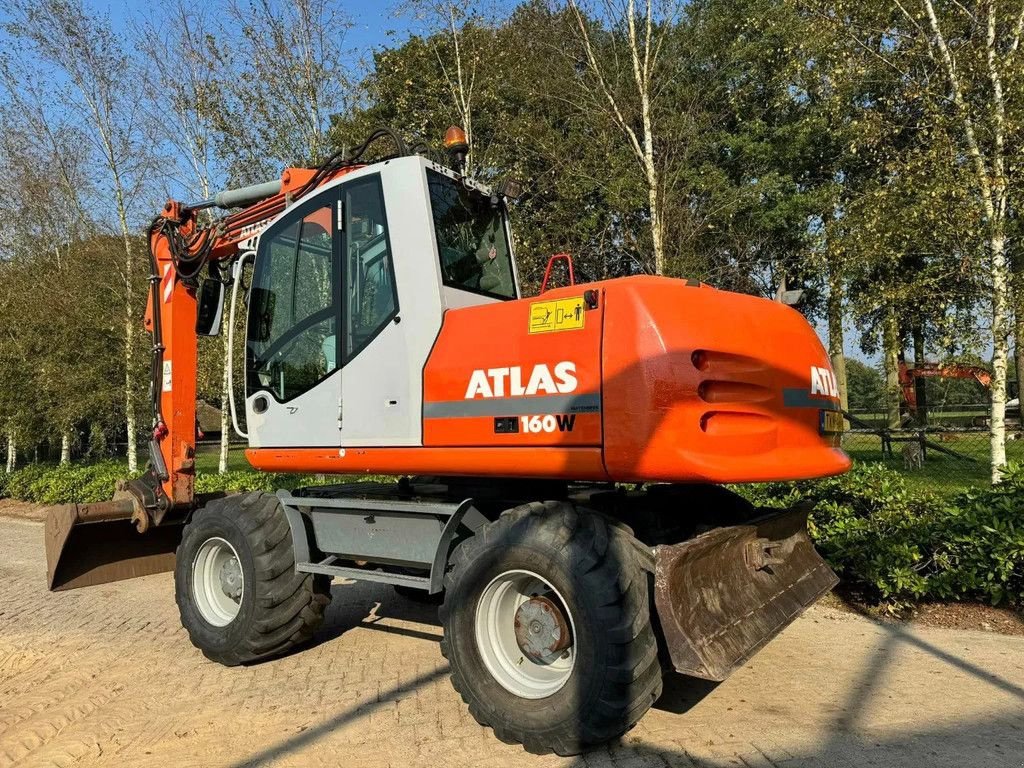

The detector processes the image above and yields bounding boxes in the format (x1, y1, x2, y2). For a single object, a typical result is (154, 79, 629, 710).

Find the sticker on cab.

(529, 296, 586, 334)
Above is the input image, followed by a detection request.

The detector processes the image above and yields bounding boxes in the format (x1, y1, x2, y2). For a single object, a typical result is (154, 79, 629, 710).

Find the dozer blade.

(45, 500, 182, 591)
(653, 505, 837, 681)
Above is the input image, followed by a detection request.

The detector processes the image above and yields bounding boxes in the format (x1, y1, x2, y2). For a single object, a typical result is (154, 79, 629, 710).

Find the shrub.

(739, 463, 1024, 608)
(5, 457, 1020, 610)
(193, 470, 320, 494)
(0, 461, 137, 505)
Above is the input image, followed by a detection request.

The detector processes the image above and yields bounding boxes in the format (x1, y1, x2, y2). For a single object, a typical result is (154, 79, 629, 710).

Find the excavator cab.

(239, 158, 519, 451)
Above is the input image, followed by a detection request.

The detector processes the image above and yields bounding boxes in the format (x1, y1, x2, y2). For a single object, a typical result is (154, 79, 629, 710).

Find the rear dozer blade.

(653, 505, 837, 682)
(45, 499, 182, 591)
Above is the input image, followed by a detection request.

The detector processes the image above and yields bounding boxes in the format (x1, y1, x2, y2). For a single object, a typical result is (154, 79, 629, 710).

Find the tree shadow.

(223, 567, 1024, 768)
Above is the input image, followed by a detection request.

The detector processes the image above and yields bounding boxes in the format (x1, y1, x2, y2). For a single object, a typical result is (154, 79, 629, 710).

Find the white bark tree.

(400, 0, 491, 171)
(135, 3, 233, 473)
(7, 0, 152, 472)
(566, 0, 678, 275)
(216, 0, 354, 178)
(906, 0, 1021, 481)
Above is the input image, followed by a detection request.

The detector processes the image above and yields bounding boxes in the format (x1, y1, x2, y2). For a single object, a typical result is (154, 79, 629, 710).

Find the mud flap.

(45, 500, 182, 591)
(652, 505, 837, 681)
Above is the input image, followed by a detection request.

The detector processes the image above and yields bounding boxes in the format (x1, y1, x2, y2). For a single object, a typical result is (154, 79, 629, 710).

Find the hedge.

(2, 461, 1021, 608)
(740, 463, 1024, 608)
(0, 462, 331, 505)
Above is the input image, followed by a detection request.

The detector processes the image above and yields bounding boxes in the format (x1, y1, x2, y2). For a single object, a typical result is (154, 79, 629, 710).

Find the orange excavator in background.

(44, 127, 849, 755)
(898, 359, 992, 415)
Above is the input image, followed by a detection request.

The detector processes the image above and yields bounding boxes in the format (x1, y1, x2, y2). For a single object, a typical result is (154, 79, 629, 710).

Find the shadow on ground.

(226, 580, 1024, 768)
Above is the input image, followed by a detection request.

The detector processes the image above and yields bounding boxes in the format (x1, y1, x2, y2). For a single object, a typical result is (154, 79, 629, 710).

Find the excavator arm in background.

(898, 359, 993, 414)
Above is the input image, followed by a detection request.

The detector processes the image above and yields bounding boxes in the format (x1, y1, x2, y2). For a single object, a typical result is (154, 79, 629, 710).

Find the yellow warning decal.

(529, 296, 586, 334)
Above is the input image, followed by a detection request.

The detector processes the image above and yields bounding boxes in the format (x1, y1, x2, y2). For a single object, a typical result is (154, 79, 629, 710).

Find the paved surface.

(2, 517, 1023, 768)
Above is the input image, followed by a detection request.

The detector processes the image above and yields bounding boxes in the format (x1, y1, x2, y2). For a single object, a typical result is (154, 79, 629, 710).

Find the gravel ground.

(2, 516, 1023, 768)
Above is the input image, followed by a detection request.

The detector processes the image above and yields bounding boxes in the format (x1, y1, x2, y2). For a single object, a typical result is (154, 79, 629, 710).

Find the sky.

(100, 0, 422, 61)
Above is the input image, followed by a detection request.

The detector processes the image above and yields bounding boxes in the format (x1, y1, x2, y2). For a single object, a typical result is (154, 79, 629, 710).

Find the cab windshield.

(427, 170, 516, 300)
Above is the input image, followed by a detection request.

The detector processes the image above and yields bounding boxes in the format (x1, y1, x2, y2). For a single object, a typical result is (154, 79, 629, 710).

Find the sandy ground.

(1, 516, 1023, 768)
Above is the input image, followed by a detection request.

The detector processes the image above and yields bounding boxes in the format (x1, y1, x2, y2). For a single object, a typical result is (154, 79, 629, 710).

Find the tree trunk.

(883, 306, 901, 430)
(912, 320, 927, 427)
(990, 228, 1010, 482)
(646, 166, 664, 276)
(60, 431, 71, 465)
(5, 433, 14, 473)
(1015, 303, 1024, 405)
(826, 261, 849, 425)
(219, 330, 231, 474)
(113, 183, 138, 473)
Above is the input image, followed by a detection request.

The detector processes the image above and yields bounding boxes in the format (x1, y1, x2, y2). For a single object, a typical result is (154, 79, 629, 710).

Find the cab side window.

(247, 206, 336, 401)
(344, 178, 397, 358)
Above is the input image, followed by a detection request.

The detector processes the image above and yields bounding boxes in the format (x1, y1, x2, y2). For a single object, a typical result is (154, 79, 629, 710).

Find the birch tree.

(566, 0, 680, 275)
(135, 4, 236, 473)
(399, 0, 497, 172)
(905, 0, 1021, 480)
(6, 0, 152, 471)
(214, 0, 354, 178)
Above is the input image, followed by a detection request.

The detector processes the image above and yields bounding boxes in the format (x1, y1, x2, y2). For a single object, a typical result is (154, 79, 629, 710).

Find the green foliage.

(845, 359, 885, 411)
(0, 461, 395, 503)
(0, 461, 136, 505)
(193, 471, 319, 494)
(741, 464, 1024, 608)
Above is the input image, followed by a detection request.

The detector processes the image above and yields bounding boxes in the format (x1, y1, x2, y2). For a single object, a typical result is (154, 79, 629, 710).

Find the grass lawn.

(193, 443, 252, 474)
(841, 431, 1022, 492)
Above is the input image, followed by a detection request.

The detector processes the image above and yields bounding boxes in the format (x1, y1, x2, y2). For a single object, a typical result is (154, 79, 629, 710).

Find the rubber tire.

(175, 491, 331, 666)
(440, 501, 662, 755)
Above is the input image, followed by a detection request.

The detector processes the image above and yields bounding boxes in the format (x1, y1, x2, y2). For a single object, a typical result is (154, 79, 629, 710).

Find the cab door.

(335, 175, 409, 445)
(244, 173, 409, 449)
(245, 192, 343, 448)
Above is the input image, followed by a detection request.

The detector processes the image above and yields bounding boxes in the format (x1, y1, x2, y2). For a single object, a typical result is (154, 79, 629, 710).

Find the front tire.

(440, 502, 662, 755)
(175, 492, 331, 666)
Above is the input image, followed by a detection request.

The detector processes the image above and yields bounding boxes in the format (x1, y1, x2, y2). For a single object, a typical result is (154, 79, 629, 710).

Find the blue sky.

(97, 1, 421, 61)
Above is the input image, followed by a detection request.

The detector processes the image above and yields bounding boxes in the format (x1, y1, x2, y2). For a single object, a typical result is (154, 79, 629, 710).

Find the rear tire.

(175, 492, 331, 666)
(440, 501, 662, 755)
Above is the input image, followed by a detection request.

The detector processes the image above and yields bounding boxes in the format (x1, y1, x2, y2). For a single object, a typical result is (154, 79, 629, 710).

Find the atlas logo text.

(465, 362, 577, 399)
(810, 366, 838, 397)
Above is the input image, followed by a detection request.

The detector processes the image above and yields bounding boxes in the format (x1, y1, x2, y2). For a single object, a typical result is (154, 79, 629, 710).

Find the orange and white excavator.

(45, 127, 850, 755)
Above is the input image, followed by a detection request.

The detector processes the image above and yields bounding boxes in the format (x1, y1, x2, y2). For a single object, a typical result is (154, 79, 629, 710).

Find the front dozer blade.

(653, 505, 837, 681)
(45, 500, 181, 591)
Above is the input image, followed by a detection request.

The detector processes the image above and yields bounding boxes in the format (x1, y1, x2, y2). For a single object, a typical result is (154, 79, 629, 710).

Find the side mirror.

(774, 278, 805, 307)
(779, 289, 805, 307)
(196, 279, 226, 336)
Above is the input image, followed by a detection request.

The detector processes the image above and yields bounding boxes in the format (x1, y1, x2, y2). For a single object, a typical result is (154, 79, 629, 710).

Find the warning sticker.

(529, 297, 586, 334)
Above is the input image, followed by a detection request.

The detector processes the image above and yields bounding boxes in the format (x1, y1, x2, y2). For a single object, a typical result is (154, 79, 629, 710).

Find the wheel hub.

(513, 595, 572, 664)
(219, 557, 242, 600)
(192, 537, 244, 627)
(475, 570, 577, 699)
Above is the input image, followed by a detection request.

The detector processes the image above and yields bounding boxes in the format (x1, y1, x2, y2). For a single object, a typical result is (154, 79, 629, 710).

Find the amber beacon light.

(444, 125, 469, 171)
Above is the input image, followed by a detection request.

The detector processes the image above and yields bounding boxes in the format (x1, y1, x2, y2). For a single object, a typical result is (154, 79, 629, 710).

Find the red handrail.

(540, 253, 575, 294)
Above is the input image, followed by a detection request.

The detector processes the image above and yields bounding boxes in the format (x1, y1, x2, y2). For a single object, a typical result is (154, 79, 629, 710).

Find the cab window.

(247, 205, 336, 401)
(428, 170, 516, 299)
(344, 178, 398, 357)
(246, 174, 398, 403)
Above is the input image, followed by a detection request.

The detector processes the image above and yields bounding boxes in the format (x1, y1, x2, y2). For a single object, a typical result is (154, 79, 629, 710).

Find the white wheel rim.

(192, 537, 244, 627)
(475, 569, 576, 699)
